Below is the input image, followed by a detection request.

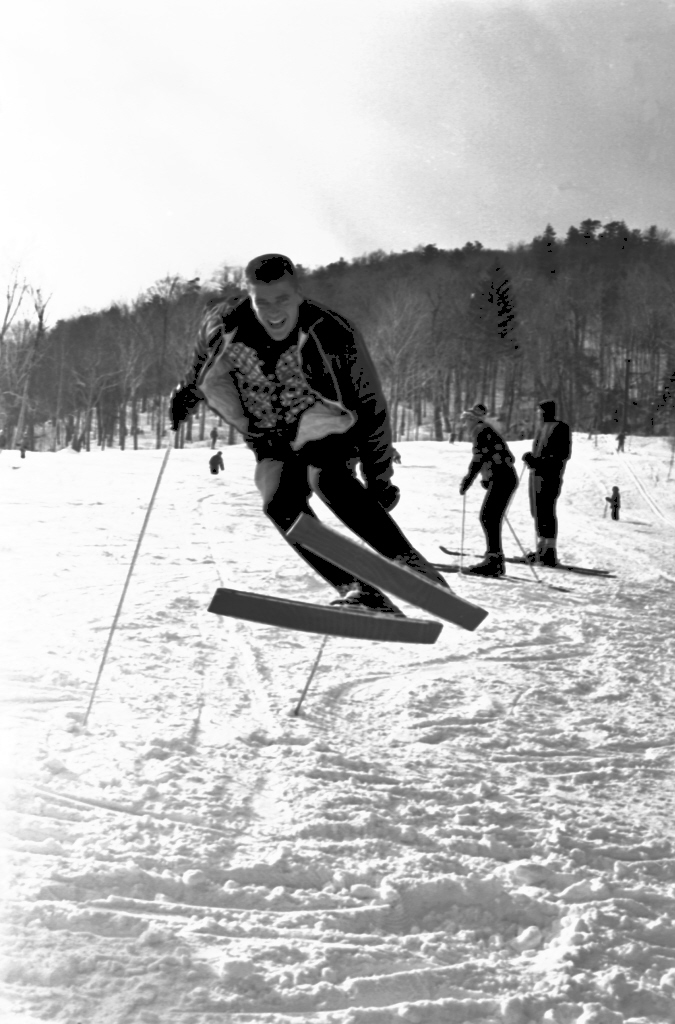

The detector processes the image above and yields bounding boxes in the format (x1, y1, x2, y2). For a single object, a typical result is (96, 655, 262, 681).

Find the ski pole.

(82, 443, 173, 726)
(504, 517, 569, 593)
(504, 515, 543, 585)
(459, 492, 467, 570)
(292, 635, 329, 716)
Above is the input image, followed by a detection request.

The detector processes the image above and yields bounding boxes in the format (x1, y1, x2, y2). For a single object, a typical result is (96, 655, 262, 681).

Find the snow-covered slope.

(1, 434, 675, 1024)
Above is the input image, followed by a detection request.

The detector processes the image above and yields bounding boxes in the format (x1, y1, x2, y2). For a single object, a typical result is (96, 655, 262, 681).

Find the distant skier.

(170, 253, 448, 614)
(210, 426, 219, 449)
(616, 431, 626, 452)
(522, 400, 571, 567)
(209, 450, 224, 475)
(458, 404, 518, 577)
(605, 486, 621, 521)
(19, 439, 27, 459)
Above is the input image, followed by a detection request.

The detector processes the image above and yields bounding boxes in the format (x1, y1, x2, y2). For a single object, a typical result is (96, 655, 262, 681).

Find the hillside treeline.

(2, 219, 675, 451)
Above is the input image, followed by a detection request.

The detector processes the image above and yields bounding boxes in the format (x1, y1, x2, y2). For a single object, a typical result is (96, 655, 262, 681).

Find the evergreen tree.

(469, 262, 518, 355)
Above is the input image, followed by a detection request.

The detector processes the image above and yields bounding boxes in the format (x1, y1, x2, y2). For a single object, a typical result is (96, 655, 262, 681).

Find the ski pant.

(252, 435, 422, 592)
(529, 472, 564, 539)
(479, 469, 518, 554)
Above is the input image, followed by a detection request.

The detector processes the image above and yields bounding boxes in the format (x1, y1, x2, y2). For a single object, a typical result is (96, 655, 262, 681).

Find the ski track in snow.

(1, 434, 675, 1024)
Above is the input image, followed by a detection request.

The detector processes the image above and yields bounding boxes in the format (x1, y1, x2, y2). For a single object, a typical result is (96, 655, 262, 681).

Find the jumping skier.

(170, 253, 447, 615)
(459, 404, 518, 577)
(522, 399, 571, 567)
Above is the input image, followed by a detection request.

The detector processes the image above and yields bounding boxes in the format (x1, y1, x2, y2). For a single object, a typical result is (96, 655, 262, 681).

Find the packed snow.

(1, 432, 675, 1024)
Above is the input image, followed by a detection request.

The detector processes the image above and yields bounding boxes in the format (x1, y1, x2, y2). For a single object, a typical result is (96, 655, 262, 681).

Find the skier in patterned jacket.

(170, 253, 447, 614)
(459, 404, 518, 577)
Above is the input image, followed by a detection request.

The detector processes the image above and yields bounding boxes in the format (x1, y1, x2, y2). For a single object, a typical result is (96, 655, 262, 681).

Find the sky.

(2, 0, 675, 322)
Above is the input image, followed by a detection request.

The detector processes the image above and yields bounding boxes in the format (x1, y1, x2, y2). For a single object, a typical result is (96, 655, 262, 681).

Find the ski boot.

(539, 545, 558, 568)
(331, 581, 404, 617)
(462, 552, 505, 578)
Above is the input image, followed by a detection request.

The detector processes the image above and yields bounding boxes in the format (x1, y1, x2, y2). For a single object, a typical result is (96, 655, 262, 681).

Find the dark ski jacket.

(185, 297, 395, 488)
(209, 452, 224, 473)
(526, 420, 571, 477)
(463, 423, 516, 489)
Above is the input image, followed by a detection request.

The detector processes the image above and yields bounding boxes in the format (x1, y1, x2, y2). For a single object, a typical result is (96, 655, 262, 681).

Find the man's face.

(247, 275, 302, 341)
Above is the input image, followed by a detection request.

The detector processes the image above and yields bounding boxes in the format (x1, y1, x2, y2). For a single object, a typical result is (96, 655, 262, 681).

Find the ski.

(287, 515, 488, 631)
(439, 547, 615, 578)
(509, 557, 616, 578)
(208, 587, 442, 644)
(432, 562, 529, 584)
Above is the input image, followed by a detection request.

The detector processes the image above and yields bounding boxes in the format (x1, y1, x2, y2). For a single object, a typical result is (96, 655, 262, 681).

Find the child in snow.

(209, 450, 225, 475)
(170, 253, 447, 615)
(605, 486, 621, 521)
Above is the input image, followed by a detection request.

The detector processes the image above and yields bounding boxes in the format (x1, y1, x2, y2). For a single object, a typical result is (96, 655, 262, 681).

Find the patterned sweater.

(185, 297, 395, 487)
(464, 424, 516, 487)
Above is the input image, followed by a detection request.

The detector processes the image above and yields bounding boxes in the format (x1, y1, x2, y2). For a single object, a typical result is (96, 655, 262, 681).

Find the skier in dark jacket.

(170, 253, 447, 614)
(522, 400, 571, 566)
(209, 450, 225, 475)
(459, 404, 518, 577)
(605, 486, 621, 521)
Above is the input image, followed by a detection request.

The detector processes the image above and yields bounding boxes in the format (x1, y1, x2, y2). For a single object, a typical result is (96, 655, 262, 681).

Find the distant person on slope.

(605, 486, 621, 521)
(209, 450, 225, 475)
(616, 431, 626, 452)
(210, 426, 219, 449)
(522, 400, 572, 567)
(169, 253, 447, 615)
(459, 404, 518, 577)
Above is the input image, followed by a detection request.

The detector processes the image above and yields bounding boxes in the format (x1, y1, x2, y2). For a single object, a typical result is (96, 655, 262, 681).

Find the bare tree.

(9, 289, 51, 447)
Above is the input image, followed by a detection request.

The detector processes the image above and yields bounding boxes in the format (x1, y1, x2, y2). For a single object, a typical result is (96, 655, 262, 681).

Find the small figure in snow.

(19, 439, 27, 459)
(210, 426, 219, 449)
(522, 400, 571, 567)
(449, 431, 456, 444)
(616, 431, 626, 453)
(459, 404, 518, 577)
(170, 253, 448, 614)
(605, 486, 621, 521)
(209, 450, 224, 475)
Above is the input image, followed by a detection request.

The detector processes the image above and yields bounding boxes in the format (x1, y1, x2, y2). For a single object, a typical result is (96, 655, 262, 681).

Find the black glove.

(459, 475, 471, 495)
(481, 479, 489, 489)
(522, 452, 536, 468)
(170, 384, 202, 430)
(372, 481, 400, 511)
